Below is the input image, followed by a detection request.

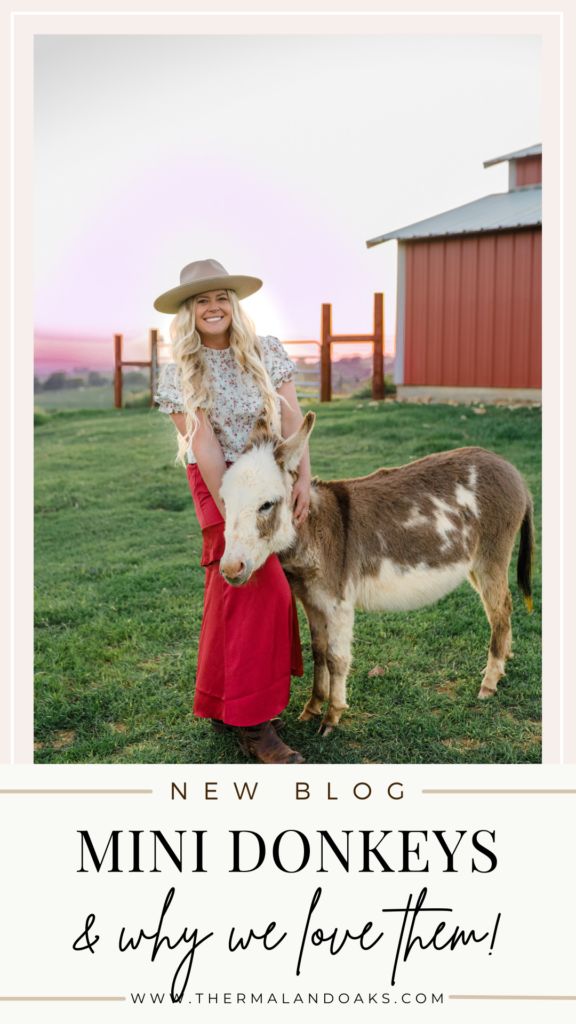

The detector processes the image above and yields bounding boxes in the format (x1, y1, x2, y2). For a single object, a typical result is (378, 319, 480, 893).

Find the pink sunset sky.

(34, 34, 540, 374)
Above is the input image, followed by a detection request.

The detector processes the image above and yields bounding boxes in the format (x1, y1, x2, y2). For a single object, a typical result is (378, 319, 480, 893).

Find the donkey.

(219, 412, 535, 735)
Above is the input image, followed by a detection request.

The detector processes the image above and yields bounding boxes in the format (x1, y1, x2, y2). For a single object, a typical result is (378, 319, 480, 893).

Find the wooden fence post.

(114, 330, 160, 408)
(114, 334, 123, 408)
(321, 303, 332, 402)
(372, 292, 384, 400)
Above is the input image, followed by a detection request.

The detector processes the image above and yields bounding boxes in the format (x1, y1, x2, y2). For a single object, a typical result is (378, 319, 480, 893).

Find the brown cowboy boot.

(236, 721, 305, 765)
(211, 716, 284, 734)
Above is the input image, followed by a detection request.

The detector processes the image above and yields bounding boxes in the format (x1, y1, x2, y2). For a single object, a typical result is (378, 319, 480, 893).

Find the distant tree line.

(34, 370, 149, 393)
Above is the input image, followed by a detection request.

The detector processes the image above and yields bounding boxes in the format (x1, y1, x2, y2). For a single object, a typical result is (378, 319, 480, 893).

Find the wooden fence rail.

(114, 293, 385, 407)
(280, 293, 385, 403)
(321, 292, 384, 402)
(113, 329, 159, 408)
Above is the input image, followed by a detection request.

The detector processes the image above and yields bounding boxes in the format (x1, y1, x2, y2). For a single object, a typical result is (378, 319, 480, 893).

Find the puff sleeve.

(262, 335, 296, 388)
(154, 362, 185, 414)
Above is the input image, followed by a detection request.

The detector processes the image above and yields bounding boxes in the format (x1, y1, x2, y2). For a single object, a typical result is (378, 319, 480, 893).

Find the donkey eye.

(258, 501, 275, 513)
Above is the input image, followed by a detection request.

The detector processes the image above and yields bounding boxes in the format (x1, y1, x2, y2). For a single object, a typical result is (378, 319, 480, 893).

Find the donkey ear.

(274, 411, 315, 471)
(244, 415, 278, 451)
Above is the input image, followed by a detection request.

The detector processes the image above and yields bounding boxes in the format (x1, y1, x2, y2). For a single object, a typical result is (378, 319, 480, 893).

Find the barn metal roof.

(365, 186, 541, 247)
(483, 143, 541, 168)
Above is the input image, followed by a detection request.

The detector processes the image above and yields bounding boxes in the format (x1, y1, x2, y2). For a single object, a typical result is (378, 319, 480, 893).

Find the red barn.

(367, 145, 542, 401)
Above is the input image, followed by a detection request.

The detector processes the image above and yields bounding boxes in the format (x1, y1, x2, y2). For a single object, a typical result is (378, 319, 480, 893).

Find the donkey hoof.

(318, 721, 334, 737)
(478, 684, 496, 700)
(299, 706, 322, 722)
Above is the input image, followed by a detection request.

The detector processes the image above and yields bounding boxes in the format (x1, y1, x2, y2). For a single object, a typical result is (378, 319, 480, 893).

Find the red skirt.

(186, 463, 304, 727)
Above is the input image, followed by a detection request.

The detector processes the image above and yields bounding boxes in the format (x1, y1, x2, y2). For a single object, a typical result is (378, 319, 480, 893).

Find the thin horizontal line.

(12, 11, 563, 17)
(450, 995, 576, 1001)
(0, 789, 153, 795)
(0, 997, 126, 1002)
(422, 789, 576, 794)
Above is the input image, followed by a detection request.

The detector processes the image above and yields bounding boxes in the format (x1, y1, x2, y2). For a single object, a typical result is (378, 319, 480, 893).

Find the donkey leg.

(319, 603, 355, 736)
(469, 568, 513, 661)
(474, 566, 513, 699)
(299, 605, 330, 721)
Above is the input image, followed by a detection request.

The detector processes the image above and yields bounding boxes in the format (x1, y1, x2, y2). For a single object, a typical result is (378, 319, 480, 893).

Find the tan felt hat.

(153, 258, 263, 313)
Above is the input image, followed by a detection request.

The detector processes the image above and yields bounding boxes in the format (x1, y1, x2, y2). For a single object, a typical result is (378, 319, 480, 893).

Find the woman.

(154, 259, 311, 765)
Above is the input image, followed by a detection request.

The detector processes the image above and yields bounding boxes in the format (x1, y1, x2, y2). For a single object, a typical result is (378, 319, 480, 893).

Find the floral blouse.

(154, 335, 296, 464)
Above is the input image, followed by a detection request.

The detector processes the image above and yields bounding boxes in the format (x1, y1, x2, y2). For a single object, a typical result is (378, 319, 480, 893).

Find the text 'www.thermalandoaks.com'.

(129, 991, 444, 1006)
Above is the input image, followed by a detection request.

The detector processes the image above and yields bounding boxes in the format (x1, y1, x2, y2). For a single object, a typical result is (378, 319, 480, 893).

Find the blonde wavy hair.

(169, 290, 283, 464)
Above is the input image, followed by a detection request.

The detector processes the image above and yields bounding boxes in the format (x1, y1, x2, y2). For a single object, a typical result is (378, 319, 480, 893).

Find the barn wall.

(403, 230, 541, 389)
(515, 155, 542, 187)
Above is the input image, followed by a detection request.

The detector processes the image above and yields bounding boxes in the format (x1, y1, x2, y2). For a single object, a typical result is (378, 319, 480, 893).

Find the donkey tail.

(517, 499, 535, 614)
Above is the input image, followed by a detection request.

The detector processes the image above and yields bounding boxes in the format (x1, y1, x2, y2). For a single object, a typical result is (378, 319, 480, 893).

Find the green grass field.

(34, 399, 541, 764)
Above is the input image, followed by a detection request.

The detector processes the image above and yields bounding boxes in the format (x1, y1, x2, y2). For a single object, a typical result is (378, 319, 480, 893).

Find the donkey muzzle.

(220, 557, 254, 587)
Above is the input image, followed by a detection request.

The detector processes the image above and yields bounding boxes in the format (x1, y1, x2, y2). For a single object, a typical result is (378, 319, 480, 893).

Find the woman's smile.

(195, 290, 233, 342)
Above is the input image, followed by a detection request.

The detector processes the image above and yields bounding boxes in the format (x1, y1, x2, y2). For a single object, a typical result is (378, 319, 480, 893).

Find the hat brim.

(153, 275, 263, 314)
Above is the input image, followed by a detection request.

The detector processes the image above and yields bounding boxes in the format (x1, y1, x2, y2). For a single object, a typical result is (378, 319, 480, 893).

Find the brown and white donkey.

(219, 412, 534, 735)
